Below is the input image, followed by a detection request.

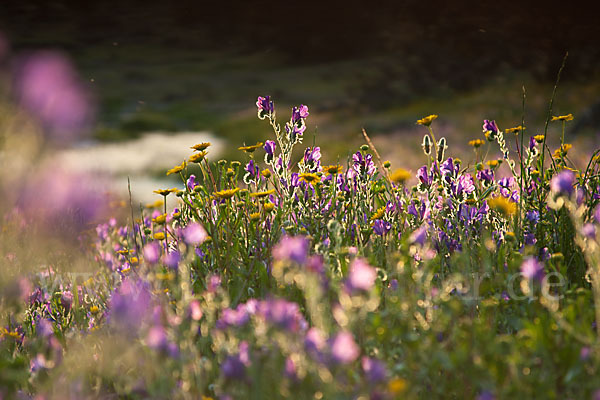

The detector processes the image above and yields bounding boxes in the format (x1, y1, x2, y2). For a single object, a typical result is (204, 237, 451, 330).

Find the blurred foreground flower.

(13, 51, 95, 144)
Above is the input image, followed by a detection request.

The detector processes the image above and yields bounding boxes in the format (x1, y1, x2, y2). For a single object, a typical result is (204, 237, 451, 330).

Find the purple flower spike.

(550, 170, 575, 196)
(331, 331, 359, 364)
(264, 140, 276, 163)
(256, 95, 274, 117)
(273, 235, 309, 264)
(373, 219, 391, 236)
(521, 257, 545, 282)
(347, 258, 377, 291)
(482, 119, 499, 134)
(187, 174, 197, 190)
(410, 226, 427, 246)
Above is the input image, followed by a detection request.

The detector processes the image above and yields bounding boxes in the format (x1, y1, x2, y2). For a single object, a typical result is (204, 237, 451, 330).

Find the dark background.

(1, 0, 599, 166)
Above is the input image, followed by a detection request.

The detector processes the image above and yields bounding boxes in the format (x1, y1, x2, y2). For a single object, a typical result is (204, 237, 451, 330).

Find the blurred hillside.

(1, 0, 599, 170)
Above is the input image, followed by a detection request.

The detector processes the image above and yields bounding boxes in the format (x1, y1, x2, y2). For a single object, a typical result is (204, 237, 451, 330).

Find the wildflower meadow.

(2, 48, 600, 400)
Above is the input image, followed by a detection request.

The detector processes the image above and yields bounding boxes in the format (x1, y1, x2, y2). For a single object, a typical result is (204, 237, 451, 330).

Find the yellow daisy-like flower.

(416, 114, 438, 126)
(553, 143, 572, 158)
(299, 173, 321, 184)
(249, 212, 261, 222)
(323, 164, 343, 175)
(116, 249, 134, 255)
(153, 213, 167, 224)
(154, 188, 179, 196)
(250, 189, 276, 198)
(488, 196, 517, 217)
(189, 151, 208, 163)
(551, 113, 574, 122)
(505, 126, 525, 134)
(153, 232, 166, 240)
(90, 305, 100, 314)
(261, 169, 272, 178)
(469, 139, 485, 148)
(191, 142, 211, 151)
(486, 159, 500, 168)
(533, 134, 545, 143)
(166, 161, 186, 176)
(388, 377, 407, 395)
(213, 187, 240, 200)
(389, 168, 411, 184)
(370, 206, 385, 221)
(238, 142, 264, 153)
(263, 202, 275, 212)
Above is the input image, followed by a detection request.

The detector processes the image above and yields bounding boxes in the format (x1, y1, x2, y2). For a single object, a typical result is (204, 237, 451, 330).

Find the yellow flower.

(534, 134, 545, 143)
(323, 165, 343, 175)
(389, 168, 411, 184)
(146, 199, 164, 209)
(553, 143, 572, 158)
(189, 151, 208, 163)
(299, 173, 321, 184)
(488, 196, 517, 217)
(468, 139, 485, 148)
(263, 202, 275, 212)
(551, 113, 574, 122)
(191, 142, 211, 151)
(154, 188, 178, 196)
(505, 126, 526, 134)
(261, 169, 272, 178)
(213, 187, 240, 200)
(249, 212, 261, 222)
(153, 232, 165, 240)
(388, 377, 407, 395)
(130, 257, 139, 264)
(416, 114, 438, 126)
(370, 206, 385, 221)
(238, 142, 264, 153)
(90, 305, 100, 314)
(250, 189, 276, 198)
(166, 161, 186, 176)
(153, 213, 167, 224)
(486, 159, 499, 168)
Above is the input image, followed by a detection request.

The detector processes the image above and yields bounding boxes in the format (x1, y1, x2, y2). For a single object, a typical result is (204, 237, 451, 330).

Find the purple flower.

(302, 146, 322, 171)
(354, 152, 377, 176)
(284, 357, 298, 380)
(14, 51, 95, 144)
(417, 165, 432, 186)
(362, 357, 387, 383)
(163, 251, 180, 269)
(305, 327, 326, 355)
(243, 159, 260, 184)
(482, 119, 499, 135)
(521, 257, 545, 281)
(264, 140, 276, 163)
(476, 169, 494, 185)
(440, 157, 458, 178)
(183, 223, 208, 245)
(222, 342, 250, 380)
(410, 226, 427, 245)
(216, 305, 250, 329)
(347, 258, 377, 291)
(292, 104, 309, 122)
(143, 242, 161, 264)
(273, 235, 309, 264)
(108, 279, 151, 331)
(256, 95, 274, 115)
(331, 331, 359, 364)
(373, 219, 391, 236)
(453, 174, 475, 198)
(583, 223, 596, 239)
(187, 174, 197, 190)
(550, 170, 575, 196)
(207, 275, 222, 292)
(258, 298, 307, 333)
(525, 210, 540, 224)
(524, 232, 537, 245)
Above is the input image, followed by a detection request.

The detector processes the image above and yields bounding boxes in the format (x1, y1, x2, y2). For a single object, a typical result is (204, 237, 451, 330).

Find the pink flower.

(331, 331, 359, 364)
(347, 258, 377, 291)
